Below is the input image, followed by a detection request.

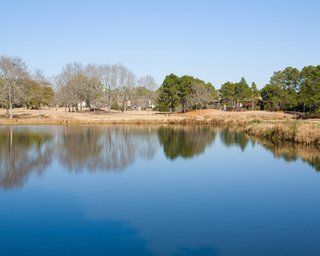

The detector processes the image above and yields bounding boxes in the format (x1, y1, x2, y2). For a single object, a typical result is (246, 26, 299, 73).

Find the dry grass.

(0, 108, 296, 125)
(0, 107, 319, 145)
(246, 122, 320, 146)
(295, 123, 320, 145)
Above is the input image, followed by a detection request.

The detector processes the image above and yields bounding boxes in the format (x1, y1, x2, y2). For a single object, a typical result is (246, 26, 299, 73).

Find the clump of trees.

(0, 56, 54, 118)
(156, 74, 218, 112)
(219, 78, 260, 110)
(55, 63, 106, 112)
(0, 55, 158, 117)
(55, 63, 157, 113)
(261, 65, 320, 113)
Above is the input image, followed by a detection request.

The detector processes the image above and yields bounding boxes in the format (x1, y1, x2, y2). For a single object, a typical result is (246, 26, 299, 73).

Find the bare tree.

(137, 75, 157, 108)
(97, 64, 114, 111)
(55, 82, 70, 117)
(56, 74, 79, 112)
(189, 81, 217, 110)
(83, 65, 105, 110)
(55, 63, 84, 112)
(27, 70, 54, 117)
(56, 63, 106, 112)
(79, 75, 104, 110)
(111, 64, 136, 112)
(137, 75, 157, 92)
(0, 56, 29, 118)
(54, 62, 138, 113)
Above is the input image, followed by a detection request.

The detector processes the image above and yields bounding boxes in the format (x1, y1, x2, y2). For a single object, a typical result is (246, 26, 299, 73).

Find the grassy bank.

(246, 122, 320, 146)
(0, 108, 319, 145)
(0, 108, 293, 125)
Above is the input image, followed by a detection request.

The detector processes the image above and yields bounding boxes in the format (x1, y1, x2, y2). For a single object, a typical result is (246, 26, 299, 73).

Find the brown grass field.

(0, 107, 298, 125)
(0, 108, 319, 145)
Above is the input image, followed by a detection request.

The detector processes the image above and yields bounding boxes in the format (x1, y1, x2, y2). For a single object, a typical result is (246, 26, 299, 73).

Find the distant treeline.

(157, 65, 320, 113)
(157, 75, 260, 112)
(0, 55, 319, 117)
(0, 56, 157, 118)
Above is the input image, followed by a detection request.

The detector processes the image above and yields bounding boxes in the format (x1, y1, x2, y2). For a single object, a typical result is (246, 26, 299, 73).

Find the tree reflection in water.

(57, 126, 159, 173)
(157, 126, 217, 160)
(254, 139, 320, 172)
(0, 127, 53, 189)
(219, 128, 250, 151)
(0, 125, 319, 189)
(219, 128, 320, 171)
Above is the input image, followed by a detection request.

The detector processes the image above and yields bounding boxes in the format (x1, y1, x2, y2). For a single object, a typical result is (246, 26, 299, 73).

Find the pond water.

(0, 125, 320, 256)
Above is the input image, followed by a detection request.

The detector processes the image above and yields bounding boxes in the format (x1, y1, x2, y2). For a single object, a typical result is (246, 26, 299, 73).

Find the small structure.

(78, 101, 86, 109)
(218, 97, 262, 111)
(130, 99, 155, 110)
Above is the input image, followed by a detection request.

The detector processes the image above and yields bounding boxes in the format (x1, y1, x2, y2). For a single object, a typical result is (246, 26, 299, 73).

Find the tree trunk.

(10, 126, 13, 154)
(9, 101, 12, 119)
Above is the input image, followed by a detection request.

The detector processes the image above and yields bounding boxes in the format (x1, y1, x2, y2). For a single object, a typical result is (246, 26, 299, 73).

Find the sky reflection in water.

(0, 125, 320, 256)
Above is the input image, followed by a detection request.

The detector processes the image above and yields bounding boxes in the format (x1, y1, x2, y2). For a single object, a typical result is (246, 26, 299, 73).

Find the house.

(130, 99, 155, 110)
(242, 97, 262, 110)
(77, 101, 86, 110)
(219, 97, 262, 111)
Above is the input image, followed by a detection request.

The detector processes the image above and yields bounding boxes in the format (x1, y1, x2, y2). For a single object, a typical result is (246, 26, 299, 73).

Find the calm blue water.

(0, 125, 320, 256)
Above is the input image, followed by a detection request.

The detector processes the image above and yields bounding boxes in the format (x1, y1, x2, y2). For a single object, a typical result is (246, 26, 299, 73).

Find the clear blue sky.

(1, 0, 319, 88)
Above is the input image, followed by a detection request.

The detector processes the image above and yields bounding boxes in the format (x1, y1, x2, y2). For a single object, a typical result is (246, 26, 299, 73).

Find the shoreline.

(0, 108, 296, 125)
(0, 108, 319, 146)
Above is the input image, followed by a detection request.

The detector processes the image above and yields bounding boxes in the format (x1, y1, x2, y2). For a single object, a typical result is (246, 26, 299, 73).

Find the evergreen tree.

(232, 77, 251, 109)
(299, 65, 320, 113)
(269, 67, 300, 110)
(156, 74, 180, 112)
(261, 84, 285, 111)
(179, 76, 194, 112)
(220, 82, 235, 100)
(250, 82, 260, 98)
